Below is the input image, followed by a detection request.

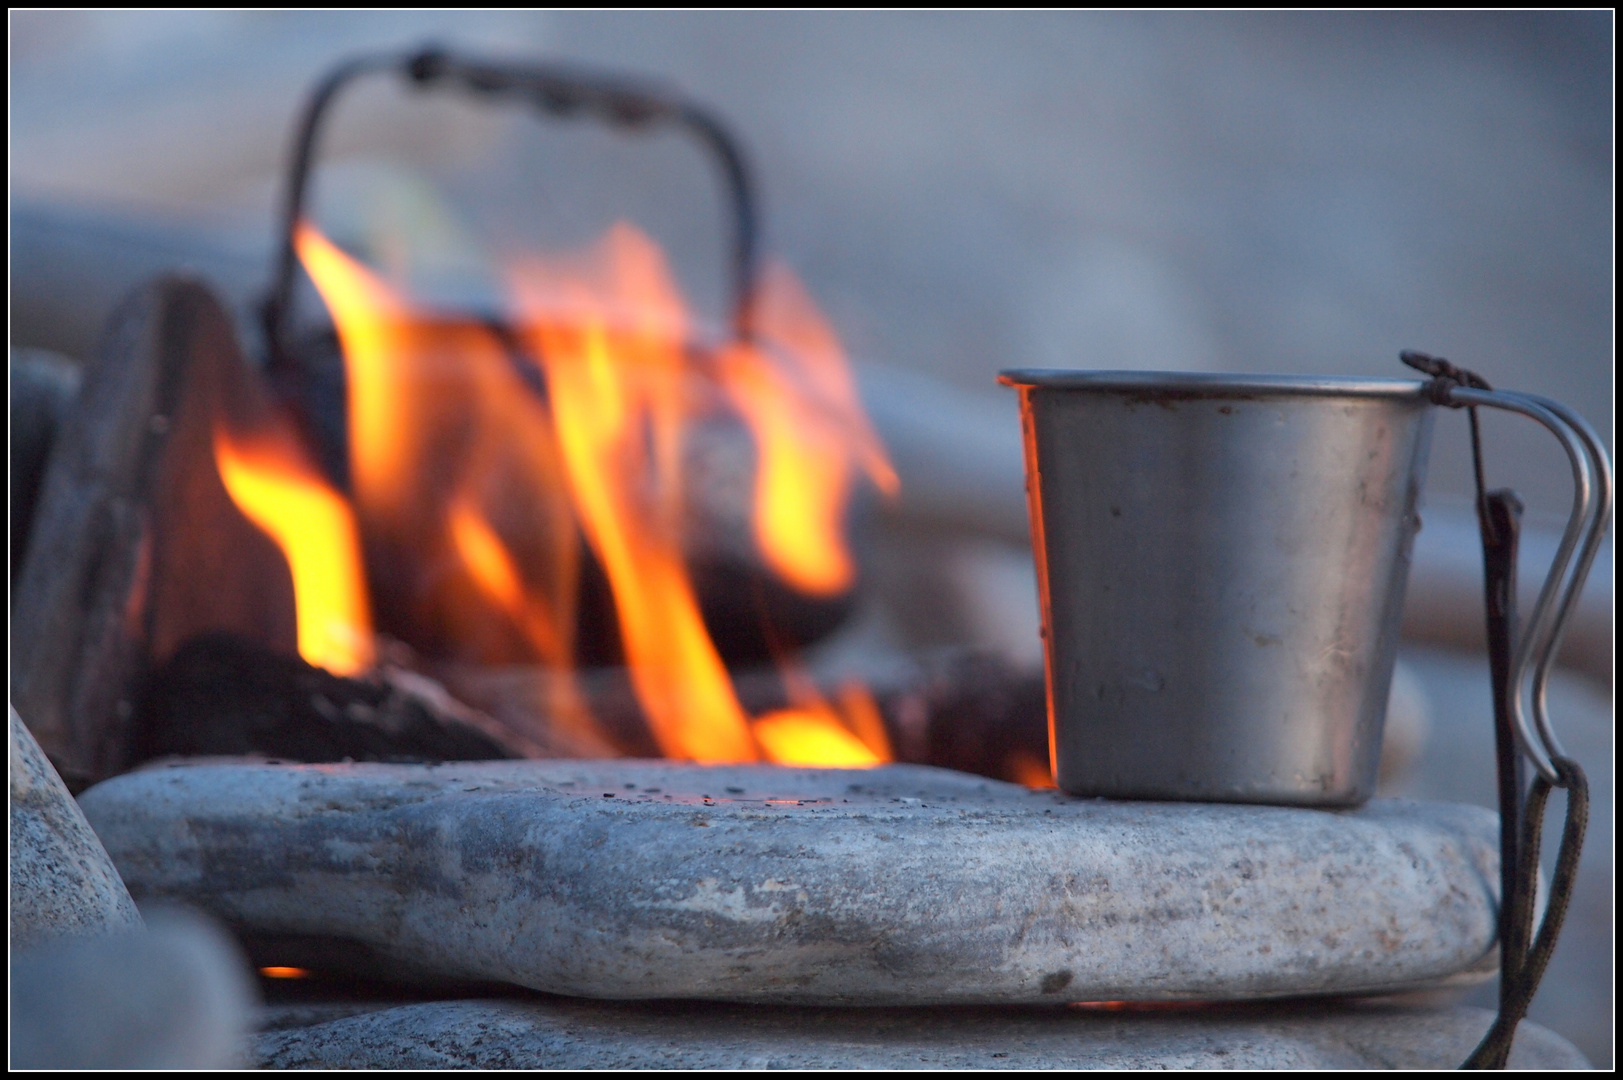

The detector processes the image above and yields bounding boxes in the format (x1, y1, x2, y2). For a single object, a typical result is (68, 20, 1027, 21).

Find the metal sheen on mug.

(998, 370, 1435, 806)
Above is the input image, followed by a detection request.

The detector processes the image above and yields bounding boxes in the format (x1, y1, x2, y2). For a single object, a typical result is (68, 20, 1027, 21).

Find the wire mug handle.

(1400, 351, 1610, 1070)
(1434, 398, 1608, 779)
(1400, 352, 1612, 782)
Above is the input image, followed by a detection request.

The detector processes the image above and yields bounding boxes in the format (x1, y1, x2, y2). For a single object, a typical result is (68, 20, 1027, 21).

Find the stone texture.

(9, 706, 141, 949)
(10, 906, 259, 1069)
(82, 759, 1500, 1005)
(249, 996, 1589, 1069)
(10, 346, 82, 581)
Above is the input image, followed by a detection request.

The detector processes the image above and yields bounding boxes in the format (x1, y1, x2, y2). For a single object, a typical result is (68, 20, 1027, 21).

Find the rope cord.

(1398, 351, 1589, 1070)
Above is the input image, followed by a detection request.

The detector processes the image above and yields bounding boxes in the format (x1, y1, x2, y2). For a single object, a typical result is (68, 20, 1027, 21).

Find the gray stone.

(82, 759, 1501, 1005)
(9, 706, 141, 949)
(10, 906, 259, 1069)
(249, 996, 1589, 1069)
(10, 346, 82, 580)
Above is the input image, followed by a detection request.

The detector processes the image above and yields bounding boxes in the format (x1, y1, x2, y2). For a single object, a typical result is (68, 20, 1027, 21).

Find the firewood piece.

(433, 663, 659, 760)
(875, 650, 1049, 783)
(434, 648, 1048, 784)
(135, 633, 519, 766)
(11, 277, 299, 789)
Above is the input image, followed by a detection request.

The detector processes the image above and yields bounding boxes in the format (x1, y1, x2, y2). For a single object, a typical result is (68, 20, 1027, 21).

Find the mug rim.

(997, 369, 1429, 399)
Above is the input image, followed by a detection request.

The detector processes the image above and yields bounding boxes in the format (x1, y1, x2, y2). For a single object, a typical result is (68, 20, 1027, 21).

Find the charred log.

(876, 650, 1049, 783)
(130, 630, 1045, 783)
(134, 633, 519, 766)
(436, 649, 1050, 785)
(11, 277, 301, 789)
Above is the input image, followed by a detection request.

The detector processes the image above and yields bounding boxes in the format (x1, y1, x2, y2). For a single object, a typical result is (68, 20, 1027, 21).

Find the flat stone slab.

(80, 760, 1500, 1005)
(251, 997, 1588, 1069)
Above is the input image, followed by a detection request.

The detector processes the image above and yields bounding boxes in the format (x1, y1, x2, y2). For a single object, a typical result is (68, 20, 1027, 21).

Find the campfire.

(12, 48, 1048, 793)
(13, 43, 1595, 1072)
(224, 216, 898, 768)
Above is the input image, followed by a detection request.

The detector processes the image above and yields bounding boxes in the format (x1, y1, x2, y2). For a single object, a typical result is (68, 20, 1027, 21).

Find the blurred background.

(10, 10, 1612, 1064)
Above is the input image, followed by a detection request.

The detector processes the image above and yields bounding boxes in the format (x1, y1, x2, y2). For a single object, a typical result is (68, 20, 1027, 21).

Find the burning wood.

(263, 217, 903, 768)
(135, 634, 521, 765)
(9, 47, 1044, 792)
(12, 224, 964, 783)
(434, 647, 1045, 779)
(130, 631, 1046, 785)
(12, 278, 301, 788)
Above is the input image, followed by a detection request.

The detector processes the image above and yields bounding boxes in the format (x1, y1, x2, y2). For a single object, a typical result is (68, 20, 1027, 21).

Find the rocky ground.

(11, 11, 1612, 1065)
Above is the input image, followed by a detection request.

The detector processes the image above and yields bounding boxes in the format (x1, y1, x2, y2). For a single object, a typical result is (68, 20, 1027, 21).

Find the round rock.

(80, 759, 1501, 1005)
(11, 908, 258, 1069)
(9, 707, 142, 949)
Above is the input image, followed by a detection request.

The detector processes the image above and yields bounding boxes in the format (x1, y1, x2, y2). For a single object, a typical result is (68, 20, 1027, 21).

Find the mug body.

(999, 371, 1434, 806)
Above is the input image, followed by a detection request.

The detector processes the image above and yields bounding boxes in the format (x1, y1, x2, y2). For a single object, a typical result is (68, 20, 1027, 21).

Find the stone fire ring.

(80, 760, 1500, 1006)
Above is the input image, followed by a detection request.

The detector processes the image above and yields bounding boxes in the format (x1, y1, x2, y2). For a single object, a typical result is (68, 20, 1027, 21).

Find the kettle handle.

(1442, 386, 1611, 783)
(260, 47, 760, 374)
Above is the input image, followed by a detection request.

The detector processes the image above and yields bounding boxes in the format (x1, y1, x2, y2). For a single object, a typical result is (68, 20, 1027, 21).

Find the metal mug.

(997, 369, 1610, 807)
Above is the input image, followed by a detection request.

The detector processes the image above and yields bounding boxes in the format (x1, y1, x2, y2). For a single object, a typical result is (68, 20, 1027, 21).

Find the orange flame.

(750, 671, 888, 767)
(510, 226, 755, 762)
(294, 223, 419, 520)
(718, 264, 899, 595)
(447, 497, 601, 748)
(449, 501, 566, 661)
(298, 221, 583, 670)
(836, 680, 893, 761)
(213, 420, 374, 675)
(294, 217, 896, 767)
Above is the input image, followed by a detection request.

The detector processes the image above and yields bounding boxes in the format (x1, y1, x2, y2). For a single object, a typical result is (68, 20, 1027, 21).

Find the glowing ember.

(258, 966, 312, 980)
(272, 217, 898, 767)
(214, 419, 374, 676)
(751, 708, 878, 766)
(1008, 750, 1056, 789)
(750, 668, 887, 767)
